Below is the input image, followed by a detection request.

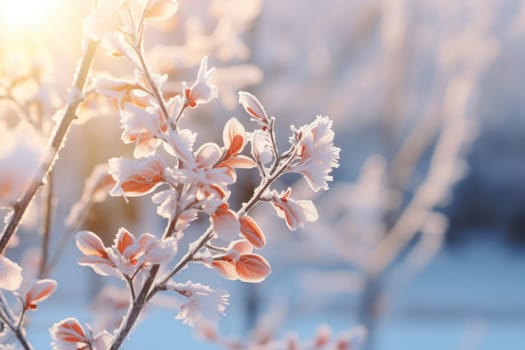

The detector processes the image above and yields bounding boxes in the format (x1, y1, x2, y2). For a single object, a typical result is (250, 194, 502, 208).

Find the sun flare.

(1, 0, 62, 32)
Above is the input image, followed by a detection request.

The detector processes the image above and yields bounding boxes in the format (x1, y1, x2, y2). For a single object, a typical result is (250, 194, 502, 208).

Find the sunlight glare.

(1, 0, 62, 32)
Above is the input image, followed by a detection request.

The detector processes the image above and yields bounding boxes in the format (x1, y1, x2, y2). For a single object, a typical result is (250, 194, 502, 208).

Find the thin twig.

(0, 39, 98, 254)
(39, 172, 54, 277)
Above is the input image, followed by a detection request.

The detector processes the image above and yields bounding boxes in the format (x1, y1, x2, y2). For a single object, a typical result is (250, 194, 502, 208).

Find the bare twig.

(0, 39, 98, 254)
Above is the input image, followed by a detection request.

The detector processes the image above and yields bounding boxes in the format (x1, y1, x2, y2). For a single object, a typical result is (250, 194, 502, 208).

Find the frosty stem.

(0, 39, 98, 254)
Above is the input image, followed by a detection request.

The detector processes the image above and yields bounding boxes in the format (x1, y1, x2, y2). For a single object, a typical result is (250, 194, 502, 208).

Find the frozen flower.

(76, 228, 176, 278)
(216, 118, 256, 181)
(289, 116, 340, 192)
(0, 256, 23, 291)
(119, 103, 166, 158)
(179, 143, 233, 190)
(76, 230, 117, 277)
(271, 188, 318, 231)
(163, 127, 197, 163)
(209, 240, 271, 283)
(0, 123, 46, 208)
(171, 281, 229, 327)
(183, 57, 218, 108)
(211, 204, 240, 241)
(24, 279, 57, 310)
(50, 318, 112, 350)
(238, 91, 269, 125)
(251, 130, 274, 165)
(108, 156, 166, 197)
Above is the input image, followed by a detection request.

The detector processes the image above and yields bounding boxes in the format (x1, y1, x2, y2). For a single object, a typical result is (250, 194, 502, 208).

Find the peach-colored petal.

(50, 317, 87, 343)
(229, 239, 253, 255)
(238, 91, 268, 124)
(239, 216, 266, 248)
(211, 205, 240, 241)
(223, 118, 246, 156)
(76, 231, 108, 258)
(25, 279, 57, 310)
(236, 254, 271, 283)
(115, 228, 135, 255)
(211, 260, 238, 280)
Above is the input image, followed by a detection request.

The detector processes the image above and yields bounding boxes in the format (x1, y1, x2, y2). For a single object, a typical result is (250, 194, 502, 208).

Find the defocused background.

(1, 0, 525, 349)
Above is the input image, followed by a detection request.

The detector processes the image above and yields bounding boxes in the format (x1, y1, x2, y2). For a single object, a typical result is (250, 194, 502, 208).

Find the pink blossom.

(108, 156, 166, 197)
(183, 57, 218, 108)
(50, 318, 112, 350)
(216, 118, 256, 181)
(119, 103, 167, 158)
(171, 281, 229, 327)
(24, 279, 57, 310)
(178, 143, 233, 193)
(238, 91, 269, 125)
(0, 256, 23, 291)
(76, 230, 117, 277)
(211, 204, 240, 241)
(209, 240, 271, 283)
(271, 188, 319, 231)
(76, 228, 176, 278)
(289, 116, 340, 192)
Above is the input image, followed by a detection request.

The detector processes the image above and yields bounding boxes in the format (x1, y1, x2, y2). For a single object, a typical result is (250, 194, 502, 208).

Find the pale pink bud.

(236, 254, 271, 283)
(238, 91, 269, 124)
(25, 279, 57, 310)
(76, 231, 108, 259)
(223, 117, 246, 156)
(239, 216, 266, 248)
(251, 130, 273, 165)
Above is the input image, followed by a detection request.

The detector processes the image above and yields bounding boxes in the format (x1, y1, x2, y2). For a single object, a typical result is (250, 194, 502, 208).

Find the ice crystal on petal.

(183, 57, 218, 108)
(108, 156, 166, 197)
(120, 103, 165, 158)
(289, 116, 340, 192)
(271, 188, 319, 231)
(172, 281, 229, 327)
(238, 91, 269, 124)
